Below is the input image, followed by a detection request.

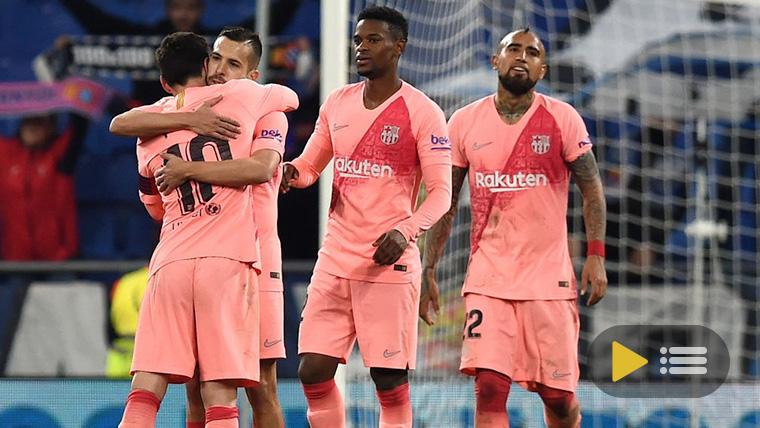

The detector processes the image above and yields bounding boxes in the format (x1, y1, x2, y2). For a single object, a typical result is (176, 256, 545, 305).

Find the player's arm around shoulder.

(155, 112, 288, 193)
(110, 95, 241, 141)
(229, 79, 300, 114)
(264, 83, 300, 112)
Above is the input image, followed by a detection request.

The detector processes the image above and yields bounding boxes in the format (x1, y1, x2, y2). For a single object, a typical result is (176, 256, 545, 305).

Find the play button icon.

(587, 325, 729, 398)
(611, 341, 648, 382)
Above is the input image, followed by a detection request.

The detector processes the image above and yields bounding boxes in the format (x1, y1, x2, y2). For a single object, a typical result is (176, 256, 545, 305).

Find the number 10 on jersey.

(165, 135, 232, 215)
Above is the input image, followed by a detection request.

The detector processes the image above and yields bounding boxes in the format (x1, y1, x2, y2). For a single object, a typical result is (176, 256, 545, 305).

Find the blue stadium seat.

(643, 55, 753, 78)
(0, 277, 29, 371)
(280, 0, 320, 40)
(0, 406, 62, 428)
(83, 405, 124, 428)
(739, 165, 757, 256)
(737, 119, 758, 257)
(638, 408, 708, 428)
(582, 411, 627, 428)
(75, 154, 113, 203)
(583, 116, 599, 138)
(120, 207, 157, 258)
(527, 0, 588, 50)
(78, 206, 119, 259)
(105, 153, 139, 203)
(76, 152, 137, 203)
(78, 205, 157, 259)
(283, 408, 308, 427)
(736, 409, 760, 428)
(77, 152, 154, 259)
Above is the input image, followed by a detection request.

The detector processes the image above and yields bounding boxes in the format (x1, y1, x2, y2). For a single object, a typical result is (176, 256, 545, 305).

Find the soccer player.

(280, 6, 452, 428)
(116, 32, 297, 428)
(419, 29, 608, 428)
(110, 27, 288, 428)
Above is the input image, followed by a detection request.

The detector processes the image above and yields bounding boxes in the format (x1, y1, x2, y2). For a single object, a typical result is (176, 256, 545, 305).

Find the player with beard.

(419, 28, 608, 428)
(280, 6, 452, 428)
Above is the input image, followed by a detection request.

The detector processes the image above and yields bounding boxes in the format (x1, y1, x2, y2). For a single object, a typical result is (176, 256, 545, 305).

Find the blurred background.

(0, 0, 757, 427)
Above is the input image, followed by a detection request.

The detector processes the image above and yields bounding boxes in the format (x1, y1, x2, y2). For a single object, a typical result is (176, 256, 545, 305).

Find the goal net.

(336, 1, 760, 426)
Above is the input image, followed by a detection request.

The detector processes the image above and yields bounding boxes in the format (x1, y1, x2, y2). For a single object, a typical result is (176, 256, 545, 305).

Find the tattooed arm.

(419, 166, 468, 325)
(569, 151, 608, 306)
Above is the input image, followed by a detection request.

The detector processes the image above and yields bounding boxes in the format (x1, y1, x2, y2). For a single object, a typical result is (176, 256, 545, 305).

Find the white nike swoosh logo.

(332, 124, 349, 132)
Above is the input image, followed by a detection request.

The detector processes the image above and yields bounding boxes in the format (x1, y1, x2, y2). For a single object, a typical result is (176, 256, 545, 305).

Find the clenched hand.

(155, 153, 190, 195)
(371, 229, 408, 265)
(279, 163, 299, 194)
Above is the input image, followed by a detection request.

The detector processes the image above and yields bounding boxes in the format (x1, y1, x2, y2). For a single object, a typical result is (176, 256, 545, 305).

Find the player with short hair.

(280, 6, 452, 428)
(420, 28, 608, 428)
(111, 27, 289, 428)
(115, 32, 297, 428)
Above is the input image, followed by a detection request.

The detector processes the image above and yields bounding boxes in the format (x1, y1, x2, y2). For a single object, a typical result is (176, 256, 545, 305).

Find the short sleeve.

(415, 99, 451, 167)
(227, 80, 298, 120)
(251, 112, 288, 158)
(448, 110, 469, 168)
(559, 103, 593, 162)
(263, 83, 299, 113)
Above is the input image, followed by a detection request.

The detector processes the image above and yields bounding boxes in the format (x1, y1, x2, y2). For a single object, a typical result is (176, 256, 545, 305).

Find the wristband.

(587, 240, 605, 258)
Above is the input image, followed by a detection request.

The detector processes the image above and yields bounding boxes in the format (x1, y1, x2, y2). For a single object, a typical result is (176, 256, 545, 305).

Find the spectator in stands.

(0, 112, 88, 260)
(106, 266, 149, 379)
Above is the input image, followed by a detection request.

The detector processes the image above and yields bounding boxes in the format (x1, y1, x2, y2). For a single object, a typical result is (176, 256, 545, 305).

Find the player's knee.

(536, 384, 577, 418)
(184, 368, 204, 416)
(297, 362, 320, 385)
(247, 360, 279, 405)
(298, 354, 338, 385)
(186, 388, 204, 413)
(475, 370, 511, 413)
(259, 359, 278, 390)
(369, 367, 408, 391)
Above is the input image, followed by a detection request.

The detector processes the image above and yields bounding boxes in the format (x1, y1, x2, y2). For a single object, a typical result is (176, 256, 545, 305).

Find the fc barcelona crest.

(380, 125, 400, 145)
(531, 135, 550, 154)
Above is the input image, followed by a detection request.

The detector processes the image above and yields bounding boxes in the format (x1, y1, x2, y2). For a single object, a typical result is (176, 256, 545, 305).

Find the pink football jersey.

(250, 112, 288, 291)
(137, 80, 298, 275)
(291, 81, 451, 283)
(449, 93, 592, 300)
